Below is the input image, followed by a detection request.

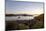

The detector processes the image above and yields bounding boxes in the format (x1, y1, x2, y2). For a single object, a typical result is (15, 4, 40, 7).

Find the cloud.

(14, 9, 43, 15)
(11, 0, 43, 2)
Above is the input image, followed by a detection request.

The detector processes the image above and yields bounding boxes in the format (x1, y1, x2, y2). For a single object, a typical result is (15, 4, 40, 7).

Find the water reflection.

(5, 16, 34, 21)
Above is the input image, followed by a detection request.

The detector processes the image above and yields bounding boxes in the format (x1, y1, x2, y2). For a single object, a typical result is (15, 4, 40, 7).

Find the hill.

(31, 14, 44, 28)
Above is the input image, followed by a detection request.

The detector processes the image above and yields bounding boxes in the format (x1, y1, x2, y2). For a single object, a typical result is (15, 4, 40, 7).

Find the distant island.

(5, 14, 33, 16)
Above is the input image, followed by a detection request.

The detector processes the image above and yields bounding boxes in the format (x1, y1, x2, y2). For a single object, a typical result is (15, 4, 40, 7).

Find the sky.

(5, 0, 44, 16)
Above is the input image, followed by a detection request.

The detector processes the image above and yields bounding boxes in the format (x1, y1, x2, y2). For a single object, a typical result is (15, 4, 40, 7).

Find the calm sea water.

(5, 16, 34, 21)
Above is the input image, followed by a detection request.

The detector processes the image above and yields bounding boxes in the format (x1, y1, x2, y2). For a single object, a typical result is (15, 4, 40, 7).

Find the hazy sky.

(6, 0, 44, 15)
